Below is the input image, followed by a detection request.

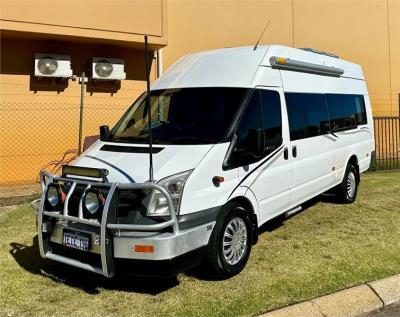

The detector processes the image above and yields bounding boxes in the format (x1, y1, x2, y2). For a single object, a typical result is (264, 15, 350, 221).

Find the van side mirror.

(222, 129, 266, 171)
(99, 125, 110, 140)
(248, 128, 265, 157)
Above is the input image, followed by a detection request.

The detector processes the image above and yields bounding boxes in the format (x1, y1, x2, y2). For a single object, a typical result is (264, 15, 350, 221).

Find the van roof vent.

(299, 48, 339, 58)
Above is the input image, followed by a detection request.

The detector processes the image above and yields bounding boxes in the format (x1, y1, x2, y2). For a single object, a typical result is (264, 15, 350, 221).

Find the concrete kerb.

(260, 273, 400, 317)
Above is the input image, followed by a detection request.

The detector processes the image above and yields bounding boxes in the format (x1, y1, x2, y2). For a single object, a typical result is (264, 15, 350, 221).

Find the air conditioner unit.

(92, 57, 126, 80)
(34, 53, 72, 78)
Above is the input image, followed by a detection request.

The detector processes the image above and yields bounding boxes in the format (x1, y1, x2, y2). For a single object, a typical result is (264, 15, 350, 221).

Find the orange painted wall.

(0, 37, 158, 184)
(0, 0, 167, 47)
(164, 0, 399, 116)
(1, 0, 399, 184)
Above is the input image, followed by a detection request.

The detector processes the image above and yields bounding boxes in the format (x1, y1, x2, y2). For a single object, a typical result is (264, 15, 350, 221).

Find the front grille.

(67, 185, 87, 217)
(50, 242, 102, 268)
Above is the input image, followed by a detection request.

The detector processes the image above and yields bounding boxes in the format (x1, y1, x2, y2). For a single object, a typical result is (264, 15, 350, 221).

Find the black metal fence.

(371, 116, 400, 171)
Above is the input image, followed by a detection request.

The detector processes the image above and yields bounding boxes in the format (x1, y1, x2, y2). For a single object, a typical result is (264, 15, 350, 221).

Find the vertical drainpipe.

(156, 49, 163, 78)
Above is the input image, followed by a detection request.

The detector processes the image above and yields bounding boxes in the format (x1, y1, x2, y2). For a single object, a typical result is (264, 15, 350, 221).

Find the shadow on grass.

(257, 193, 338, 235)
(9, 236, 179, 295)
(9, 193, 340, 288)
(187, 193, 338, 281)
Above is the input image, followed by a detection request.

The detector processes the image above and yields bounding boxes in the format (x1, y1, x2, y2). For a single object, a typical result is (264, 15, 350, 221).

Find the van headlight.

(147, 170, 192, 217)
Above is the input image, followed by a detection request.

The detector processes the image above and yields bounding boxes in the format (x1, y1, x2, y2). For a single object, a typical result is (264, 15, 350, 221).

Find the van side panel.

(280, 68, 374, 208)
(359, 94, 375, 172)
(279, 70, 367, 95)
(179, 143, 239, 215)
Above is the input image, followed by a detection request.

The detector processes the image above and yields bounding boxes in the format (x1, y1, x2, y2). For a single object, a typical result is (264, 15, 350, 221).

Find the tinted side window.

(260, 90, 282, 151)
(285, 93, 330, 141)
(326, 94, 358, 130)
(355, 95, 367, 125)
(226, 90, 281, 169)
(235, 91, 262, 153)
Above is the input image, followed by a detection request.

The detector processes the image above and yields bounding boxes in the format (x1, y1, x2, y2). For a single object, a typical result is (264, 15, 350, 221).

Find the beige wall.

(164, 0, 400, 116)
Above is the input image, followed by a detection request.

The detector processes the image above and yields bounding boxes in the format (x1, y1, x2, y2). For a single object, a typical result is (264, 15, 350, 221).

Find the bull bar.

(36, 170, 182, 278)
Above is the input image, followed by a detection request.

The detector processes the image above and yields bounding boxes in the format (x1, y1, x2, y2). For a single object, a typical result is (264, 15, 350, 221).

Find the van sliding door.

(285, 92, 334, 204)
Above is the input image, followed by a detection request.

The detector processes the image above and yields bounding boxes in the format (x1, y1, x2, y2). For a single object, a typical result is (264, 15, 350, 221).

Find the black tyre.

(335, 164, 358, 203)
(205, 202, 252, 279)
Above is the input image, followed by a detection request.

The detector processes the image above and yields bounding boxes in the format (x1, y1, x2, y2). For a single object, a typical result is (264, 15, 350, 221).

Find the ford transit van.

(35, 45, 374, 279)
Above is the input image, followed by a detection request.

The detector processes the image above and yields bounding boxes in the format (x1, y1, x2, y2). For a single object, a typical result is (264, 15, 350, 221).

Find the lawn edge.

(259, 273, 400, 317)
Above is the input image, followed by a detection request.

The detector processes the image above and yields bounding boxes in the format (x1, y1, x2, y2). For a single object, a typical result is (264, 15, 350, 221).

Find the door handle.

(292, 145, 297, 158)
(284, 147, 289, 160)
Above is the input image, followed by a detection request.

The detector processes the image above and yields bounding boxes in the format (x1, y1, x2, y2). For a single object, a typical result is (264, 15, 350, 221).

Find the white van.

(36, 45, 375, 279)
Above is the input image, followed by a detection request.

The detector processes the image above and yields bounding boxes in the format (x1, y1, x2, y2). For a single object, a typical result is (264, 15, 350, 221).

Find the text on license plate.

(63, 231, 90, 251)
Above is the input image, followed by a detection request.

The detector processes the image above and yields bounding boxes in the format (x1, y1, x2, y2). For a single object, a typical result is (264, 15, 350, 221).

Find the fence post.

(372, 116, 400, 171)
(78, 72, 86, 155)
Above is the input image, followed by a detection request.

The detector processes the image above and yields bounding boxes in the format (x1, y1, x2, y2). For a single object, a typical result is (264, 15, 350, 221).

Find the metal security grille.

(372, 117, 400, 171)
(0, 102, 127, 185)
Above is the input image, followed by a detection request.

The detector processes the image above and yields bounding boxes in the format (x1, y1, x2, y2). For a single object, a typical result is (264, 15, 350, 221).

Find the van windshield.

(109, 88, 247, 144)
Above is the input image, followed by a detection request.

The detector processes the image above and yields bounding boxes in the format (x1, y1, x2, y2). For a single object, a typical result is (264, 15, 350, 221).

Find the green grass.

(1, 172, 399, 316)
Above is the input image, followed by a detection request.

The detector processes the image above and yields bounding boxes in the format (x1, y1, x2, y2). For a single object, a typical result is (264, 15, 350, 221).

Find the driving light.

(83, 189, 105, 218)
(38, 57, 58, 75)
(95, 60, 113, 78)
(85, 192, 100, 214)
(47, 186, 59, 207)
(45, 184, 65, 210)
(147, 170, 192, 217)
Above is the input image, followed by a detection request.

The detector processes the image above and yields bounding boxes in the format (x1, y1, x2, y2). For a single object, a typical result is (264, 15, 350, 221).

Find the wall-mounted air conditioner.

(92, 57, 126, 80)
(34, 53, 72, 78)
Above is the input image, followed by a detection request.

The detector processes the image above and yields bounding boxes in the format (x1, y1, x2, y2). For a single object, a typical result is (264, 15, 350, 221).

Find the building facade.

(1, 0, 399, 184)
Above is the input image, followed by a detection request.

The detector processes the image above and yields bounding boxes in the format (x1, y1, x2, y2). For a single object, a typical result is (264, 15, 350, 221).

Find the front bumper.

(36, 170, 215, 278)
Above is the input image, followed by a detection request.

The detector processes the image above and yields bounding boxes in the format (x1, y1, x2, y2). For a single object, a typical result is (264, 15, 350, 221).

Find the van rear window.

(326, 94, 367, 130)
(285, 93, 368, 141)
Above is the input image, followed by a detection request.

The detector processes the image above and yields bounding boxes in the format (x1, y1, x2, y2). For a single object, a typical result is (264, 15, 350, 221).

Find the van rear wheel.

(335, 164, 358, 204)
(205, 202, 252, 279)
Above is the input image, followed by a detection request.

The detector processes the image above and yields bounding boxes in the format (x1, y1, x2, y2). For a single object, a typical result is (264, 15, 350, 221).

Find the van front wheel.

(335, 164, 358, 203)
(206, 202, 252, 279)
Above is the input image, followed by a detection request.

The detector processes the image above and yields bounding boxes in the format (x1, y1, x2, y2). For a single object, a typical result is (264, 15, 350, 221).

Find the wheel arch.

(347, 154, 360, 183)
(226, 190, 259, 245)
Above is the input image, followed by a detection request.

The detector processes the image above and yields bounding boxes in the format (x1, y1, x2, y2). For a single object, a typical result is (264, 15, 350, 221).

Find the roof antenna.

(253, 18, 271, 51)
(144, 35, 154, 182)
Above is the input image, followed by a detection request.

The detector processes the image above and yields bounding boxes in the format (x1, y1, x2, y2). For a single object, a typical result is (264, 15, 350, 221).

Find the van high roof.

(152, 45, 364, 90)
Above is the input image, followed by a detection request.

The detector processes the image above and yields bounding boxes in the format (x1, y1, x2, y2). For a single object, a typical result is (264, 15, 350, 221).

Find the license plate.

(63, 230, 90, 251)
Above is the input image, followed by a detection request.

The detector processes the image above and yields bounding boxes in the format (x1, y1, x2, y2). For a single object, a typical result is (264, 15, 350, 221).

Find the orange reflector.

(212, 176, 225, 186)
(134, 245, 154, 253)
(276, 57, 287, 64)
(214, 176, 224, 183)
